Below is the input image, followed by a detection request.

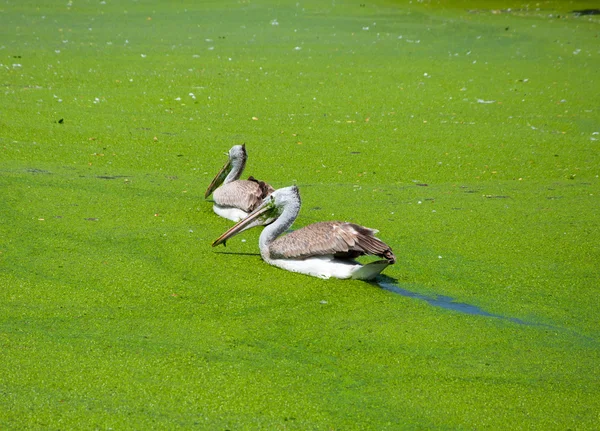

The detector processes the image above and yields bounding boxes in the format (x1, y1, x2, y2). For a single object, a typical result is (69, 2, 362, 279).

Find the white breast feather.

(213, 205, 249, 222)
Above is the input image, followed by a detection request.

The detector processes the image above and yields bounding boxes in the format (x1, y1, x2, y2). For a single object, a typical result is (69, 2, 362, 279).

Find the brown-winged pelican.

(212, 185, 395, 280)
(204, 144, 274, 222)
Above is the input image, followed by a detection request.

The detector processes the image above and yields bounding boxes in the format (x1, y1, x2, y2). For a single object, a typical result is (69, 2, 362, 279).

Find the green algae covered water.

(1, 1, 598, 429)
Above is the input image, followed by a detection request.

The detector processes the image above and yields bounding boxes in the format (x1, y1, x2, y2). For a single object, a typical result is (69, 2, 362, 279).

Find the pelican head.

(212, 186, 300, 247)
(204, 144, 248, 198)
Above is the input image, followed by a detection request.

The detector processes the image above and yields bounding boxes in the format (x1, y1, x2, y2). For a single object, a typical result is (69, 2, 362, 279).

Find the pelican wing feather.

(213, 178, 273, 212)
(269, 222, 395, 263)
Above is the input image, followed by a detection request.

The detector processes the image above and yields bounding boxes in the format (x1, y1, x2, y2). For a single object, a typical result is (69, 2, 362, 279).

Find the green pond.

(1, 0, 599, 429)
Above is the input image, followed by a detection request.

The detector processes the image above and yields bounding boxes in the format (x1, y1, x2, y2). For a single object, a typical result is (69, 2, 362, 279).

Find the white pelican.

(204, 144, 274, 222)
(212, 186, 396, 280)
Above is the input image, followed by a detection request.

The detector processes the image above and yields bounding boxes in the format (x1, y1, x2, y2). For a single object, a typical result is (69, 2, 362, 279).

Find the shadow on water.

(375, 276, 528, 325)
(213, 251, 261, 257)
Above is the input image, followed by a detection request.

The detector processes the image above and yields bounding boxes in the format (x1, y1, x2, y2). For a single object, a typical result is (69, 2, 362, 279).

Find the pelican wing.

(213, 178, 273, 212)
(269, 222, 395, 263)
(247, 176, 275, 199)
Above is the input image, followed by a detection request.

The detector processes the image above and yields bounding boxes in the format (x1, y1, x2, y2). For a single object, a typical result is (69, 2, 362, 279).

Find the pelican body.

(205, 144, 273, 222)
(212, 186, 395, 280)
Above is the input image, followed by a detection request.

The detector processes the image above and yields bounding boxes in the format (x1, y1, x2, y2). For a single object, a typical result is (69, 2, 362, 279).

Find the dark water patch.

(378, 282, 597, 343)
(484, 195, 511, 199)
(572, 9, 600, 16)
(96, 175, 130, 180)
(377, 280, 527, 325)
(460, 186, 479, 193)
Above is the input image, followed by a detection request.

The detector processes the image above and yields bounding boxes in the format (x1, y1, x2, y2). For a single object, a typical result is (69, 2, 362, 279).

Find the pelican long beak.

(204, 159, 232, 198)
(212, 197, 276, 247)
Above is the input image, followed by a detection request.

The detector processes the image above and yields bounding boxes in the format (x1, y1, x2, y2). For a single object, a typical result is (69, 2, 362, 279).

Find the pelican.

(204, 144, 274, 222)
(212, 186, 395, 280)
